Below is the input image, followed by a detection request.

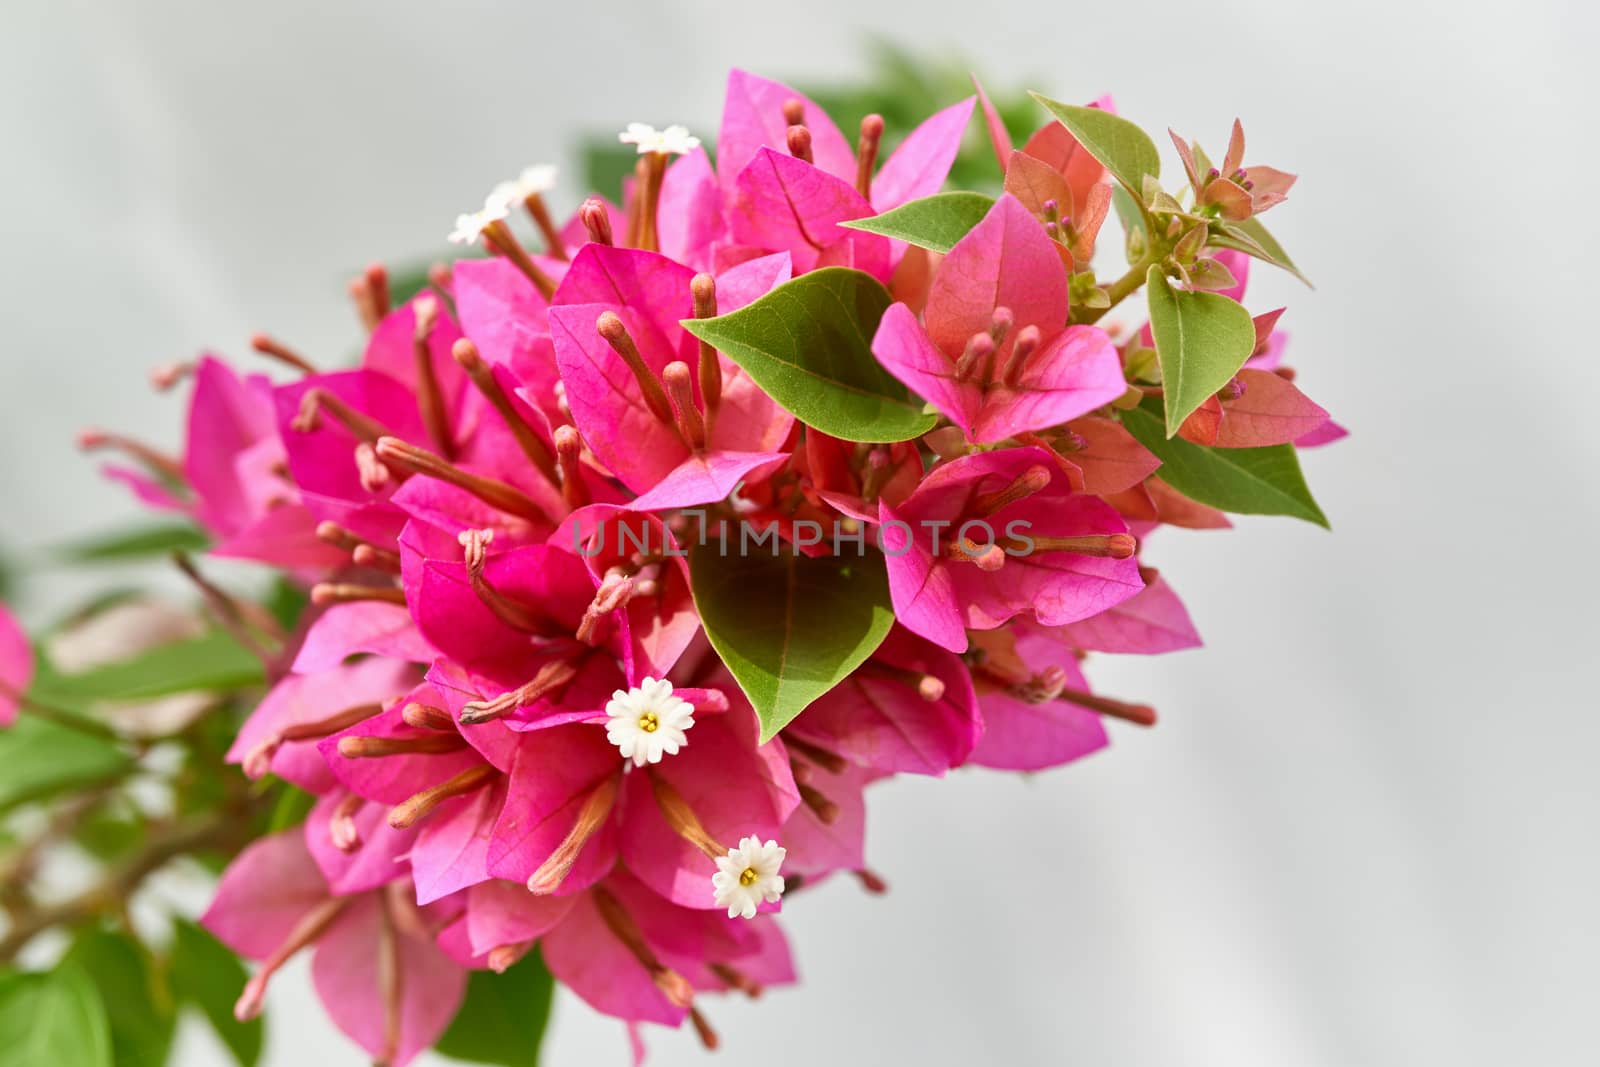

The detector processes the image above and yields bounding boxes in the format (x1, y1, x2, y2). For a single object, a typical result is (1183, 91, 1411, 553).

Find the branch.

(0, 810, 248, 963)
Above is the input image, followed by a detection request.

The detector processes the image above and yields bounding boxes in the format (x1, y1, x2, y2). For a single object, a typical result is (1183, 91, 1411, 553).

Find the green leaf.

(30, 630, 263, 707)
(1212, 217, 1312, 286)
(839, 191, 994, 253)
(170, 920, 263, 1067)
(62, 931, 174, 1067)
(1111, 184, 1147, 256)
(681, 268, 937, 443)
(689, 542, 895, 741)
(55, 523, 210, 563)
(0, 964, 113, 1067)
(1122, 402, 1329, 527)
(435, 950, 554, 1066)
(0, 715, 128, 811)
(1028, 93, 1161, 196)
(1145, 268, 1257, 437)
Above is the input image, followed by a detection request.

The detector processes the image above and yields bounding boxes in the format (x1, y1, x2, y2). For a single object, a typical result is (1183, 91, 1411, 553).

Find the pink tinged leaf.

(1169, 128, 1202, 191)
(657, 148, 725, 271)
(540, 890, 687, 1027)
(423, 661, 526, 772)
(776, 765, 868, 882)
(1003, 150, 1074, 218)
(712, 251, 792, 313)
(728, 148, 890, 279)
(410, 777, 507, 904)
(1247, 325, 1290, 371)
(1022, 104, 1110, 218)
(1210, 249, 1251, 303)
(548, 302, 690, 494)
(1069, 183, 1114, 262)
(0, 603, 34, 727)
(1243, 165, 1297, 212)
(201, 830, 331, 959)
(870, 97, 975, 212)
(293, 602, 433, 674)
(956, 489, 1143, 631)
(210, 504, 350, 572)
(878, 498, 967, 653)
(627, 451, 790, 512)
(1053, 575, 1202, 654)
(362, 297, 471, 440)
(399, 529, 592, 684)
(485, 724, 620, 893)
(872, 301, 981, 437)
(1223, 119, 1247, 176)
(305, 792, 417, 895)
(274, 369, 429, 504)
(1296, 419, 1348, 448)
(1063, 416, 1161, 495)
(717, 69, 856, 193)
(184, 357, 277, 536)
(1178, 396, 1224, 446)
(1203, 177, 1254, 220)
(969, 633, 1106, 771)
(970, 74, 1014, 173)
(972, 325, 1127, 443)
(554, 244, 697, 336)
(101, 465, 189, 514)
(925, 194, 1069, 359)
(1214, 369, 1330, 447)
(226, 658, 418, 794)
(452, 258, 564, 426)
(464, 880, 576, 956)
(788, 627, 981, 776)
(319, 700, 483, 805)
(550, 506, 697, 680)
(310, 895, 467, 1067)
(618, 709, 798, 910)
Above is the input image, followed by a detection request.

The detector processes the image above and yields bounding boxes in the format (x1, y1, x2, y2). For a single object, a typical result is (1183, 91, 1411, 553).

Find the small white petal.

(617, 122, 701, 156)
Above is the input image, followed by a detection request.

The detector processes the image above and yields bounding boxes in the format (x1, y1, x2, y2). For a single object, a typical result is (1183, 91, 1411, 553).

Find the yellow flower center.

(638, 710, 659, 733)
(739, 867, 759, 886)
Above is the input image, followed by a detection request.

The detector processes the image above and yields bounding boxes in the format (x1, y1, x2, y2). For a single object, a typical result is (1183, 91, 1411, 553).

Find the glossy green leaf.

(689, 542, 895, 741)
(1122, 402, 1329, 527)
(30, 630, 263, 707)
(0, 964, 113, 1067)
(170, 920, 263, 1067)
(1212, 217, 1312, 287)
(0, 715, 128, 811)
(435, 950, 554, 1066)
(839, 191, 994, 253)
(682, 268, 937, 443)
(1028, 93, 1161, 196)
(63, 931, 174, 1067)
(1145, 268, 1257, 437)
(55, 523, 210, 563)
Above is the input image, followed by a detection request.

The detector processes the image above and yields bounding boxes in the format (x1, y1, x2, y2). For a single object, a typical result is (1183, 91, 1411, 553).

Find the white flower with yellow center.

(489, 163, 559, 209)
(618, 122, 701, 156)
(712, 836, 786, 919)
(447, 196, 511, 245)
(605, 677, 694, 766)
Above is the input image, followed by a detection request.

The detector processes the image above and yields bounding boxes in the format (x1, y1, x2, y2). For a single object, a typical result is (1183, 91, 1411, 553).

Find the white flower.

(712, 836, 787, 919)
(605, 677, 695, 766)
(488, 163, 559, 209)
(618, 122, 701, 156)
(447, 196, 511, 245)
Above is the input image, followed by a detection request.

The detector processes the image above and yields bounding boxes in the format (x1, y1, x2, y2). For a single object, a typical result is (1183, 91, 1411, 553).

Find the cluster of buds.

(78, 68, 1338, 1063)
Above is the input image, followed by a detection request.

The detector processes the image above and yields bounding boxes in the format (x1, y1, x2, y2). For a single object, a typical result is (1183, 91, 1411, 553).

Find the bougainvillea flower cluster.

(78, 68, 1338, 1063)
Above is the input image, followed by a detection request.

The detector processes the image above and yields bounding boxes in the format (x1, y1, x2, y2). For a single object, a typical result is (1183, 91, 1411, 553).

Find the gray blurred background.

(3, 0, 1597, 1064)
